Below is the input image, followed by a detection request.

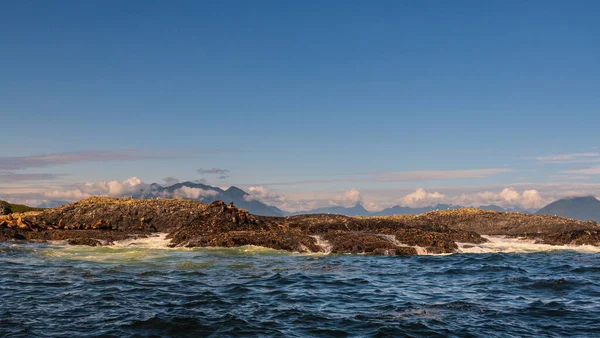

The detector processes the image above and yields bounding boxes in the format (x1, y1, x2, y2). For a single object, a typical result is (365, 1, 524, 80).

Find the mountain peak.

(536, 196, 600, 222)
(350, 203, 368, 211)
(224, 186, 249, 199)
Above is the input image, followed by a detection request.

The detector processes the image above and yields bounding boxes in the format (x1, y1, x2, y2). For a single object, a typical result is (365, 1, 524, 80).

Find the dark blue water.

(1, 241, 600, 337)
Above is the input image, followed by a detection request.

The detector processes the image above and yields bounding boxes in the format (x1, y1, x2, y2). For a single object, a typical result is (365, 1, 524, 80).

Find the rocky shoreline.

(1, 197, 599, 255)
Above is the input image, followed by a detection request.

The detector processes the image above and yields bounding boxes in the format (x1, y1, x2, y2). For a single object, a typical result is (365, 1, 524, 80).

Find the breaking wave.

(458, 235, 600, 254)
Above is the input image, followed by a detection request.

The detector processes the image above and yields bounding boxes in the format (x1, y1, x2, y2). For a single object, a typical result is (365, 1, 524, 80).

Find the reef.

(1, 197, 599, 254)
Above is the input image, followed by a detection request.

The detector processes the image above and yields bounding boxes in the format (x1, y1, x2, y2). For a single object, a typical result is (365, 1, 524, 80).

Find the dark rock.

(522, 229, 600, 246)
(411, 208, 598, 235)
(323, 231, 417, 255)
(67, 238, 102, 246)
(0, 200, 11, 215)
(0, 227, 25, 241)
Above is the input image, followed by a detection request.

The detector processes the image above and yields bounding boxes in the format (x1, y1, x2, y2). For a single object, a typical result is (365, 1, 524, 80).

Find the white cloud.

(245, 186, 285, 203)
(43, 176, 147, 200)
(3, 177, 223, 205)
(331, 188, 362, 207)
(454, 187, 547, 210)
(401, 188, 445, 207)
(521, 190, 543, 210)
(172, 186, 218, 199)
(499, 187, 520, 204)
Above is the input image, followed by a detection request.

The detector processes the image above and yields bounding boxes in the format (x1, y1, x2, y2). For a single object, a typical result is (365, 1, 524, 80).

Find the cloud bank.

(536, 153, 600, 164)
(198, 168, 230, 179)
(0, 150, 161, 170)
(259, 168, 512, 186)
(0, 172, 65, 182)
(0, 176, 594, 213)
(170, 186, 218, 199)
(454, 187, 545, 210)
(563, 165, 600, 175)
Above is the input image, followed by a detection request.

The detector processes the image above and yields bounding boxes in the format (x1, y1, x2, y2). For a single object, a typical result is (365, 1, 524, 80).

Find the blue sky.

(1, 1, 599, 210)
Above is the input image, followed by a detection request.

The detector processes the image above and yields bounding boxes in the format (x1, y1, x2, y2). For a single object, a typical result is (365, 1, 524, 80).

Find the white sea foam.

(39, 233, 600, 263)
(41, 234, 295, 263)
(111, 233, 173, 250)
(458, 235, 600, 254)
(378, 234, 428, 255)
(309, 235, 333, 254)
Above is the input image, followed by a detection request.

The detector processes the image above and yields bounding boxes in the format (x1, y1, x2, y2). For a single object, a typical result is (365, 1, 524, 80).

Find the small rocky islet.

(1, 197, 599, 255)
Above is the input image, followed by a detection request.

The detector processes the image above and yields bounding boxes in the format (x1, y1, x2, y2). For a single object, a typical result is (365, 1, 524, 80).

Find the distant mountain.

(371, 204, 458, 216)
(34, 182, 284, 217)
(134, 182, 284, 217)
(38, 200, 71, 208)
(477, 205, 505, 212)
(478, 205, 529, 213)
(31, 183, 541, 218)
(536, 196, 600, 222)
(288, 203, 370, 216)
(288, 203, 531, 217)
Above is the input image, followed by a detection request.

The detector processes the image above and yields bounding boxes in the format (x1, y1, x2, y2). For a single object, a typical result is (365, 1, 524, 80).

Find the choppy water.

(1, 235, 600, 337)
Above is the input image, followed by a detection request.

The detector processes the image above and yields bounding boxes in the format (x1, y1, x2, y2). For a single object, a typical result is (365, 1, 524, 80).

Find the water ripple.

(1, 242, 600, 337)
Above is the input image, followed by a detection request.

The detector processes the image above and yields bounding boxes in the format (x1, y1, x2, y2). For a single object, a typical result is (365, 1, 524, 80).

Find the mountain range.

(133, 182, 535, 217)
(288, 203, 531, 217)
(134, 182, 285, 217)
(23, 182, 600, 222)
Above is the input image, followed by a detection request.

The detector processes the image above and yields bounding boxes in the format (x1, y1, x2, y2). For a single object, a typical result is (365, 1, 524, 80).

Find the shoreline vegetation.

(1, 197, 599, 255)
(0, 200, 45, 214)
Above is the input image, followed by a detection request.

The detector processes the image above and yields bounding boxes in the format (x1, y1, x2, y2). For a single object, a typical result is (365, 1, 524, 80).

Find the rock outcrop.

(386, 208, 600, 246)
(0, 200, 11, 216)
(1, 198, 599, 253)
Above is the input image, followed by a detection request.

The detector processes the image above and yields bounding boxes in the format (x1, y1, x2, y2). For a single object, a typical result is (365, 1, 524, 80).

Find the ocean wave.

(458, 235, 600, 254)
(2, 241, 600, 337)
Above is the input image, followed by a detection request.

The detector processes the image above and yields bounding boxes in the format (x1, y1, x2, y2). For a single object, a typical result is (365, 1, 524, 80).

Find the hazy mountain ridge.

(133, 182, 284, 217)
(28, 184, 599, 221)
(536, 196, 600, 222)
(288, 203, 532, 217)
(287, 204, 371, 216)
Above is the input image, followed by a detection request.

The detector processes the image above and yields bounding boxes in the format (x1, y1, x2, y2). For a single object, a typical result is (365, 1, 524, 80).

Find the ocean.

(1, 235, 600, 337)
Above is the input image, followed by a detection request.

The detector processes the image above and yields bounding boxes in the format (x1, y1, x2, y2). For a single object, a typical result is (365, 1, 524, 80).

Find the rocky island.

(1, 197, 600, 255)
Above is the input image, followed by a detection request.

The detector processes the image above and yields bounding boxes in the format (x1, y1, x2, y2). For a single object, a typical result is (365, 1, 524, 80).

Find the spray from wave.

(458, 235, 600, 254)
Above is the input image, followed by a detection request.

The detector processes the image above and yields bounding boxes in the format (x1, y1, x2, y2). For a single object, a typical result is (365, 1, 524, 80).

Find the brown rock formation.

(1, 198, 598, 253)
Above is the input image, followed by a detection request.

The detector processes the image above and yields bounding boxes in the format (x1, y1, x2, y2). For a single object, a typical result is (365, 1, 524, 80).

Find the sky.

(1, 0, 599, 211)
